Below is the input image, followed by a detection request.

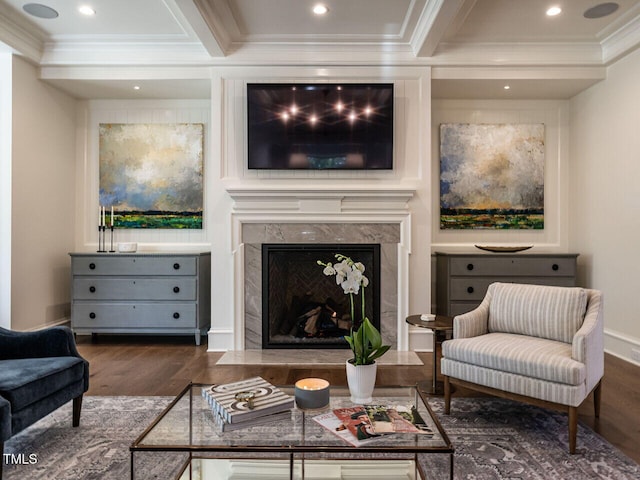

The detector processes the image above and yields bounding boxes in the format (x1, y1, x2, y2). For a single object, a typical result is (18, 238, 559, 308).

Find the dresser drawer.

(73, 278, 197, 300)
(449, 256, 576, 277)
(73, 303, 196, 328)
(449, 276, 578, 301)
(72, 256, 197, 276)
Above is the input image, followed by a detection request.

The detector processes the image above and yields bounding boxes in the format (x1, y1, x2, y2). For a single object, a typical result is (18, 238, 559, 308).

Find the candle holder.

(97, 226, 107, 253)
(109, 226, 116, 252)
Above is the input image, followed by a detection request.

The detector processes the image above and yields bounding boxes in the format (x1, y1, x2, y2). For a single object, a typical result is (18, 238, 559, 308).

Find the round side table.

(406, 314, 454, 396)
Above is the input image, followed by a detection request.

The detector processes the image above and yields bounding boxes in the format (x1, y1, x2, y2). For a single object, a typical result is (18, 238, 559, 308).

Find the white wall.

(431, 99, 570, 253)
(74, 99, 211, 252)
(569, 47, 640, 364)
(0, 53, 11, 328)
(11, 56, 77, 331)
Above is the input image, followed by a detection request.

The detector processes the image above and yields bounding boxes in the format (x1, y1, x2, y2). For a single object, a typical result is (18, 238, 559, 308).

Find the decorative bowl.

(117, 242, 137, 253)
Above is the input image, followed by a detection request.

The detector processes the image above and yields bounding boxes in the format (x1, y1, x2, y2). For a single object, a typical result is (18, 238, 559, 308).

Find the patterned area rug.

(2, 396, 638, 479)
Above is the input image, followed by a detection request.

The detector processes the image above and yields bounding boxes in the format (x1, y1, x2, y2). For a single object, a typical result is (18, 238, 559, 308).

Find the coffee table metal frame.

(130, 383, 454, 480)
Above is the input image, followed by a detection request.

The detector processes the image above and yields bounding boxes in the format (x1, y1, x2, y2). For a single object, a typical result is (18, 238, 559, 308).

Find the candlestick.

(102, 206, 106, 228)
(109, 226, 115, 252)
(110, 206, 114, 227)
(99, 206, 102, 227)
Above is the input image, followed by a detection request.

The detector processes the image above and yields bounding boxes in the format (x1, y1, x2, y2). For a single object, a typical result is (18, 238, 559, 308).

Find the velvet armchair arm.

(0, 326, 83, 360)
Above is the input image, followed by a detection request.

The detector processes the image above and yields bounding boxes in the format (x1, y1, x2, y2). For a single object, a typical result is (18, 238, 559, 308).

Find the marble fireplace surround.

(227, 186, 415, 352)
(244, 223, 399, 349)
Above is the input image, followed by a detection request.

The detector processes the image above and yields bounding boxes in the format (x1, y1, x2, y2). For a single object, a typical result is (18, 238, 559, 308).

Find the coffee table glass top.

(132, 383, 452, 454)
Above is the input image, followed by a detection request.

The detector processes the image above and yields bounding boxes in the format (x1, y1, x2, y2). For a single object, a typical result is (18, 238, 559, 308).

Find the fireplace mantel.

(212, 184, 417, 352)
(226, 184, 416, 214)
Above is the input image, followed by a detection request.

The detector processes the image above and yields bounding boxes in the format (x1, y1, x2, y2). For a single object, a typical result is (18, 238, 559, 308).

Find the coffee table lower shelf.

(130, 383, 454, 480)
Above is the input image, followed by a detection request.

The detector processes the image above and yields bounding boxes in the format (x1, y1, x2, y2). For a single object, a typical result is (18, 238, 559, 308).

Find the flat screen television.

(247, 83, 394, 170)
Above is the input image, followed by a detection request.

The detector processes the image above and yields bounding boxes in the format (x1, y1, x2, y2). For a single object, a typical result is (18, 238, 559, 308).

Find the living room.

(1, 0, 640, 478)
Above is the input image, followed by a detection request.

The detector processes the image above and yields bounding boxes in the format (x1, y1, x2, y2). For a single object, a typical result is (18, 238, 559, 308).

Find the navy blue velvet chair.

(0, 326, 89, 477)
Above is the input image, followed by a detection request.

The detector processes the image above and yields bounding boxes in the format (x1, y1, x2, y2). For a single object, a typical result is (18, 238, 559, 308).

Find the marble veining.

(216, 350, 423, 366)
(243, 223, 400, 350)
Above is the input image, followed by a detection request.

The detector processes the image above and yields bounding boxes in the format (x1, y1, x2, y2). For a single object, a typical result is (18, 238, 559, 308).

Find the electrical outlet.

(631, 348, 640, 363)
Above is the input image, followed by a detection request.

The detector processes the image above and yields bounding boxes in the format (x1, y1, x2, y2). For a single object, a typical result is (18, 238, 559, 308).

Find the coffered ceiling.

(1, 0, 639, 99)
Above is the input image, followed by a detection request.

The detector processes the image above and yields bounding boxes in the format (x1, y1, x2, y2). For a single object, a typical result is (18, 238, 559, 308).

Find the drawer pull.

(467, 263, 474, 271)
(552, 264, 559, 271)
(89, 312, 96, 319)
(173, 286, 180, 293)
(89, 286, 96, 293)
(173, 312, 180, 319)
(173, 263, 180, 270)
(467, 286, 474, 294)
(89, 263, 96, 270)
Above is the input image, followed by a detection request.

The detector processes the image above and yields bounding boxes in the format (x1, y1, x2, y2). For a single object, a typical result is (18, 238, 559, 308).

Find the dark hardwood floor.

(76, 335, 640, 464)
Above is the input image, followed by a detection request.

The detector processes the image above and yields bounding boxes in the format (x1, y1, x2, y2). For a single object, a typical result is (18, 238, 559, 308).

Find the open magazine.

(313, 404, 433, 447)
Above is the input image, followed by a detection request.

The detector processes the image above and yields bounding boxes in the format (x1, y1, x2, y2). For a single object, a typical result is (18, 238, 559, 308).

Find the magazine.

(312, 411, 382, 447)
(332, 406, 380, 441)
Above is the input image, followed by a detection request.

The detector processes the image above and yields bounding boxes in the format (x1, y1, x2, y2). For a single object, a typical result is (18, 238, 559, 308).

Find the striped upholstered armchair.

(441, 282, 604, 454)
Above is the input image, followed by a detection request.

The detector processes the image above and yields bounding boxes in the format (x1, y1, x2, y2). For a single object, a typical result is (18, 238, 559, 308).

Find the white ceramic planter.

(345, 360, 377, 404)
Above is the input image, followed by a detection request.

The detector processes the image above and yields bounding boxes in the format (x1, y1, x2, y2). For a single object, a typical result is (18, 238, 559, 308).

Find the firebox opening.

(262, 244, 381, 349)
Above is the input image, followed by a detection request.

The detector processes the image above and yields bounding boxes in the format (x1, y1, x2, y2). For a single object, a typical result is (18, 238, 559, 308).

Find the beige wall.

(569, 47, 640, 364)
(11, 56, 77, 330)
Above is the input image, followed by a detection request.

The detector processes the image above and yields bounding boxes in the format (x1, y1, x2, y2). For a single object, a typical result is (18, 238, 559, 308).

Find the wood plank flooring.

(76, 335, 640, 465)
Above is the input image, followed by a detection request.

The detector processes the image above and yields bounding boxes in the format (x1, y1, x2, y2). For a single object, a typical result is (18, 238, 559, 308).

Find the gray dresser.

(69, 252, 211, 345)
(434, 252, 578, 316)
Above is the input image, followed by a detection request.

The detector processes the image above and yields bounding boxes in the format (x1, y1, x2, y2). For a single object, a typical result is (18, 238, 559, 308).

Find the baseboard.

(604, 328, 640, 367)
(25, 318, 70, 331)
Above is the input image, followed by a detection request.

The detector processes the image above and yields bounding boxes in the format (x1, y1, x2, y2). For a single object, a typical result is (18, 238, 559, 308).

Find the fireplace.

(262, 244, 381, 349)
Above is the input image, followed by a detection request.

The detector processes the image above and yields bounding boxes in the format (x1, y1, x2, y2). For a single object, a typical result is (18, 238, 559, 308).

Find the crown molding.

(0, 3, 44, 63)
(411, 0, 467, 57)
(601, 13, 640, 65)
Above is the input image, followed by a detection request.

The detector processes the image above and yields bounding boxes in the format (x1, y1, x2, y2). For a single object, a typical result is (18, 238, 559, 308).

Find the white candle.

(102, 206, 105, 227)
(294, 378, 330, 410)
(111, 206, 114, 227)
(99, 206, 102, 227)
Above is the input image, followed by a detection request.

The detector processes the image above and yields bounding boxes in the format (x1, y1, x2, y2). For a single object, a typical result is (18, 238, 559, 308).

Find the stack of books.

(202, 376, 294, 431)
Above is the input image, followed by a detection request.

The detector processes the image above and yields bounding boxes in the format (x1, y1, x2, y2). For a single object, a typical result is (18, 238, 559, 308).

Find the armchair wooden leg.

(568, 406, 578, 454)
(72, 395, 83, 427)
(593, 380, 602, 418)
(444, 376, 451, 414)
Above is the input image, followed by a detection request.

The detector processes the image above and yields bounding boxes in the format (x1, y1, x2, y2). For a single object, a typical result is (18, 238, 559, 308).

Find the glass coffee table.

(130, 383, 453, 480)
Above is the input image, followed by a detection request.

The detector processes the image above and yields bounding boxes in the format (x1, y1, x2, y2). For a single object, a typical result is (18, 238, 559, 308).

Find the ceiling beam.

(411, 0, 472, 58)
(0, 3, 45, 63)
(174, 0, 227, 57)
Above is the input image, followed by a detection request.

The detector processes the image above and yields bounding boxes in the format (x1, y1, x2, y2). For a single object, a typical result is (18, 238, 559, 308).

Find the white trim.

(604, 328, 640, 367)
(0, 54, 12, 329)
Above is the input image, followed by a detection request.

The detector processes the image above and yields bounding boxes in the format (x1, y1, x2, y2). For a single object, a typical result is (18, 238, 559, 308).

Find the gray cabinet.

(435, 252, 578, 316)
(70, 252, 211, 345)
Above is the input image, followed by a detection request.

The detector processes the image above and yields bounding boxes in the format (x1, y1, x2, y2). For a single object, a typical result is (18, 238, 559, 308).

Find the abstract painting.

(99, 123, 204, 229)
(439, 123, 544, 229)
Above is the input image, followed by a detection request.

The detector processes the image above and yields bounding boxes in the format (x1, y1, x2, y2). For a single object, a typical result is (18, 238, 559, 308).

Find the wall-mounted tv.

(247, 83, 394, 170)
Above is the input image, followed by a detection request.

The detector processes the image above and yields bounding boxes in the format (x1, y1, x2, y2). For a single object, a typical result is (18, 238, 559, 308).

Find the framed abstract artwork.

(439, 123, 544, 229)
(99, 123, 204, 229)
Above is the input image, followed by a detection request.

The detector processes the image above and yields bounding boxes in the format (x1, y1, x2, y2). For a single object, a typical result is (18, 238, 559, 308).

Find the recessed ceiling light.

(504, 85, 511, 90)
(546, 6, 562, 16)
(78, 5, 96, 16)
(313, 4, 329, 15)
(584, 2, 619, 19)
(133, 85, 141, 91)
(23, 3, 59, 19)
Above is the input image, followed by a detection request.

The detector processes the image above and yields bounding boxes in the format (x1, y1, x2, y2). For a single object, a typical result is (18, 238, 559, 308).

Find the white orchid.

(317, 253, 370, 330)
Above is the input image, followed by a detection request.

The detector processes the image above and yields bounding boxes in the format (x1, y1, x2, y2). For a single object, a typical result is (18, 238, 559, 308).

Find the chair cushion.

(443, 332, 586, 385)
(488, 283, 588, 343)
(0, 357, 85, 411)
(0, 395, 10, 441)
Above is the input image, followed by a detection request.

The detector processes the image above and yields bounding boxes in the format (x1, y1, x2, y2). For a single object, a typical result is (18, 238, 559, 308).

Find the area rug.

(2, 396, 638, 479)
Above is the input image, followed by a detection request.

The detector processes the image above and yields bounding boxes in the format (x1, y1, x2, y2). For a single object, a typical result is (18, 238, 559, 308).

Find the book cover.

(386, 405, 434, 436)
(204, 377, 294, 424)
(217, 409, 292, 432)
